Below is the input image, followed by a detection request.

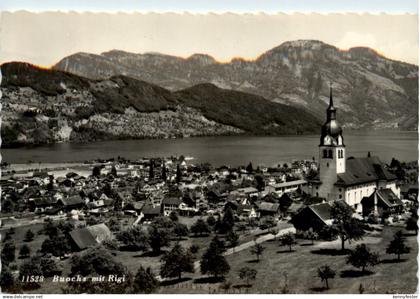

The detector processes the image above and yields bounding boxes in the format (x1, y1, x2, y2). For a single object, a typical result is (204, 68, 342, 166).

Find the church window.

(323, 149, 327, 158)
(328, 150, 333, 158)
(339, 195, 342, 199)
(326, 163, 329, 168)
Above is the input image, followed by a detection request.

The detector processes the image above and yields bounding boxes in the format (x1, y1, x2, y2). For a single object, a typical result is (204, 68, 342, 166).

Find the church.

(306, 87, 401, 214)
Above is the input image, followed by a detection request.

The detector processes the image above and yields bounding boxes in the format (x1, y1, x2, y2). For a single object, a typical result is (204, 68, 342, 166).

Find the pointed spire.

(329, 82, 334, 108)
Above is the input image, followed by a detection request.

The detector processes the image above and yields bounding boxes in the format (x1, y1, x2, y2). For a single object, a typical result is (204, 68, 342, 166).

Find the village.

(0, 151, 418, 294)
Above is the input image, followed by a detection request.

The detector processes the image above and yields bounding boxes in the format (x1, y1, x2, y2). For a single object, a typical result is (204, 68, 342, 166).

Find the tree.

(238, 267, 257, 287)
(219, 207, 235, 234)
(116, 226, 149, 251)
(191, 219, 211, 236)
(189, 245, 199, 255)
(41, 233, 70, 258)
(19, 244, 31, 258)
(176, 164, 182, 184)
(246, 162, 253, 174)
(250, 243, 265, 262)
(24, 229, 35, 242)
(346, 244, 379, 273)
(161, 164, 167, 181)
(330, 202, 364, 250)
(305, 228, 318, 245)
(406, 215, 418, 235)
(386, 230, 411, 261)
(200, 236, 230, 279)
(19, 259, 43, 289)
(92, 165, 102, 177)
(40, 257, 62, 277)
(149, 160, 155, 180)
(169, 211, 179, 222)
(68, 246, 130, 294)
(160, 243, 194, 280)
(110, 165, 117, 177)
(206, 215, 216, 227)
(148, 224, 171, 254)
(279, 232, 297, 252)
(133, 266, 159, 294)
(317, 265, 336, 289)
(0, 267, 15, 292)
(1, 242, 16, 265)
(255, 175, 265, 192)
(226, 230, 239, 248)
(173, 223, 189, 240)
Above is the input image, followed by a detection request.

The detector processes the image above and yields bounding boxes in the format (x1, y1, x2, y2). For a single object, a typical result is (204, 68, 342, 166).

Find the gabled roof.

(336, 156, 396, 187)
(69, 223, 112, 250)
(60, 195, 84, 206)
(258, 202, 280, 212)
(161, 197, 182, 206)
(376, 189, 403, 207)
(308, 200, 349, 223)
(141, 204, 161, 215)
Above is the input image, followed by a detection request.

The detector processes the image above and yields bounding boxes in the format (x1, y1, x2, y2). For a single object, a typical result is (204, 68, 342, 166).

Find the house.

(291, 200, 350, 232)
(266, 179, 307, 196)
(161, 197, 182, 216)
(141, 203, 161, 221)
(257, 202, 280, 218)
(361, 189, 404, 217)
(57, 195, 85, 211)
(69, 223, 113, 251)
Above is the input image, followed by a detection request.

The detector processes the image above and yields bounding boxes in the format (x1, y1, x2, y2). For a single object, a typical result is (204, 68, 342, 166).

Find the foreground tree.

(346, 244, 379, 273)
(250, 243, 265, 262)
(40, 257, 62, 277)
(279, 232, 297, 252)
(191, 219, 211, 236)
(386, 230, 411, 261)
(66, 246, 131, 294)
(330, 202, 364, 250)
(133, 266, 159, 294)
(173, 223, 189, 240)
(160, 244, 194, 280)
(405, 215, 418, 235)
(148, 224, 171, 254)
(19, 244, 31, 258)
(41, 233, 71, 259)
(317, 265, 336, 290)
(24, 229, 35, 242)
(117, 226, 149, 251)
(201, 237, 230, 279)
(1, 242, 16, 265)
(238, 267, 257, 287)
(0, 267, 15, 293)
(19, 259, 43, 289)
(226, 230, 239, 248)
(219, 207, 235, 234)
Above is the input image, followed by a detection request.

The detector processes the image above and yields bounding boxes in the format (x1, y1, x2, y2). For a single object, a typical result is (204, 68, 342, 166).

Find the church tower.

(317, 86, 345, 200)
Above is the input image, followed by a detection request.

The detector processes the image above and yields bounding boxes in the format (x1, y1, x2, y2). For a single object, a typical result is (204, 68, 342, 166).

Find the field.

(2, 218, 417, 294)
(159, 224, 418, 294)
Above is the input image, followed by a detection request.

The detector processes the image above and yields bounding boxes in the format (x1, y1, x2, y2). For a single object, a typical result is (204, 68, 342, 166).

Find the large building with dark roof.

(306, 87, 400, 213)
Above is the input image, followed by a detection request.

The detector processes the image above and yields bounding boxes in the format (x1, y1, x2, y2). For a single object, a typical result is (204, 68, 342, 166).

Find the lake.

(1, 130, 418, 167)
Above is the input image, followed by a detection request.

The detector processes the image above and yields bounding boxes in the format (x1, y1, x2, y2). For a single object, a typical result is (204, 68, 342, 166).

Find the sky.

(0, 0, 418, 13)
(0, 1, 418, 66)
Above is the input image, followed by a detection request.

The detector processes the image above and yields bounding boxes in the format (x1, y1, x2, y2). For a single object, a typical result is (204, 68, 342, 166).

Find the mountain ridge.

(53, 40, 418, 130)
(1, 62, 320, 147)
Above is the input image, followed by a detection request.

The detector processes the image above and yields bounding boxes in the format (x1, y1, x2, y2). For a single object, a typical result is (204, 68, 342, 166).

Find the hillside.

(53, 40, 419, 130)
(1, 62, 319, 147)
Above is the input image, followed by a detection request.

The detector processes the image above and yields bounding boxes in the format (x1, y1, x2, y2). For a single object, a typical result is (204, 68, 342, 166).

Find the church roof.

(335, 156, 396, 187)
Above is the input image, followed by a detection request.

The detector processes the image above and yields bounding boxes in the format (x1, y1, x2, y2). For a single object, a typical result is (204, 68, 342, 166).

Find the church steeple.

(326, 85, 336, 120)
(320, 85, 343, 146)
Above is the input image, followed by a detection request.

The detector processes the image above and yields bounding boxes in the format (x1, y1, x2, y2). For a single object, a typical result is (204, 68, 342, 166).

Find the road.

(193, 226, 296, 271)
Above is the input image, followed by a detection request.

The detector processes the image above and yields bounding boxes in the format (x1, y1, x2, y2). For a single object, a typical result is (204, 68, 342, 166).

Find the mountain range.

(0, 62, 319, 147)
(53, 40, 419, 130)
